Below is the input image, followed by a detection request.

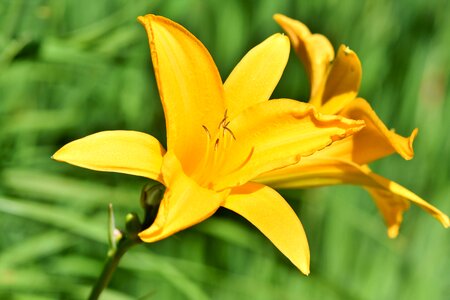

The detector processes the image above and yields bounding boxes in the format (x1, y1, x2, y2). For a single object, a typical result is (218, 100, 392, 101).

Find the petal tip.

(338, 44, 355, 56)
(137, 14, 154, 26)
(300, 264, 310, 276)
(51, 147, 66, 162)
(398, 127, 418, 161)
(442, 214, 450, 228)
(273, 13, 286, 22)
(406, 128, 419, 160)
(267, 33, 290, 53)
(265, 32, 290, 49)
(387, 226, 400, 239)
(137, 15, 146, 25)
(273, 14, 300, 33)
(273, 32, 290, 41)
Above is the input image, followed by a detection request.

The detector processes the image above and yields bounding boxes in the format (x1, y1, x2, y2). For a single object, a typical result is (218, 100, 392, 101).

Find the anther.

(218, 109, 229, 129)
(202, 125, 211, 140)
(214, 138, 220, 150)
(223, 126, 236, 140)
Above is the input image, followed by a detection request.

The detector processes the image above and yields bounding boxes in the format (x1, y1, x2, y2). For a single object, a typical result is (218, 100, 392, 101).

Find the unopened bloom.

(53, 15, 365, 274)
(258, 14, 449, 238)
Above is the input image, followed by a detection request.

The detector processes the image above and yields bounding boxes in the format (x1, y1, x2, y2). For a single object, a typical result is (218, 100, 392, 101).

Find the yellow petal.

(215, 99, 365, 190)
(291, 98, 417, 165)
(364, 168, 449, 236)
(139, 151, 227, 242)
(138, 14, 225, 175)
(273, 14, 334, 101)
(224, 33, 290, 117)
(318, 45, 362, 115)
(274, 15, 362, 114)
(339, 98, 418, 164)
(257, 157, 375, 189)
(258, 158, 449, 235)
(367, 188, 410, 238)
(223, 183, 310, 275)
(52, 131, 165, 182)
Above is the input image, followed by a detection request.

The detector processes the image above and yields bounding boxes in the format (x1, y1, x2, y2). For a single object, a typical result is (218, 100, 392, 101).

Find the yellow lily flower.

(259, 14, 449, 238)
(53, 14, 366, 274)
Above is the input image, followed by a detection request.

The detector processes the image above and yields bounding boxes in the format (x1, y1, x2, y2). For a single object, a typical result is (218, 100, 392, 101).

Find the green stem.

(88, 237, 141, 300)
(89, 183, 163, 299)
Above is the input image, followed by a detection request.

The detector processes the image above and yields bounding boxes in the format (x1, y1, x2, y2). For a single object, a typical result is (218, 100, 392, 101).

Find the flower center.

(193, 109, 255, 190)
(196, 110, 236, 186)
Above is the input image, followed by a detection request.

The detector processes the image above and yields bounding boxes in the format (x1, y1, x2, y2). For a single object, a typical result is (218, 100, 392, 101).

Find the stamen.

(218, 109, 229, 129)
(193, 124, 213, 184)
(214, 138, 220, 151)
(223, 126, 236, 140)
(202, 125, 211, 141)
(197, 109, 240, 187)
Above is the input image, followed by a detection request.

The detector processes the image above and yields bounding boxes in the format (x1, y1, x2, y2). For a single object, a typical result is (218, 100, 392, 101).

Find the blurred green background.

(1, 0, 449, 299)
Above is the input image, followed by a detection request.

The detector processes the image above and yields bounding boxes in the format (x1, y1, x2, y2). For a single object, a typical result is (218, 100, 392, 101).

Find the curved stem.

(89, 184, 163, 299)
(88, 237, 141, 300)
